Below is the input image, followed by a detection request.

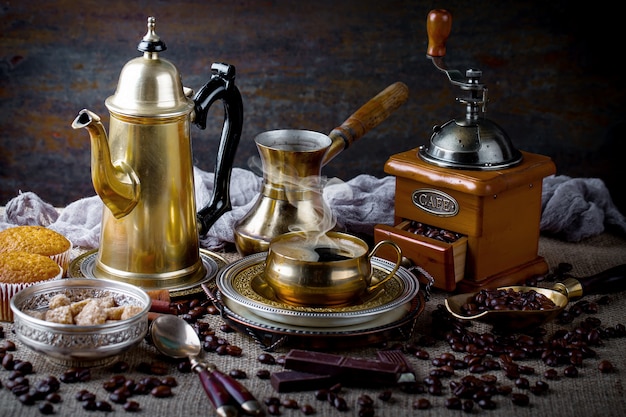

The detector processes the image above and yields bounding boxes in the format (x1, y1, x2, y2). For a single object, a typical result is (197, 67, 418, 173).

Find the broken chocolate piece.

(376, 350, 416, 383)
(270, 371, 335, 392)
(283, 349, 402, 386)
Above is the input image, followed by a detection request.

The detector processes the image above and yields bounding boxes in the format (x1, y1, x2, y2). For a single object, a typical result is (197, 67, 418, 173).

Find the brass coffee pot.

(72, 17, 243, 290)
(234, 82, 409, 256)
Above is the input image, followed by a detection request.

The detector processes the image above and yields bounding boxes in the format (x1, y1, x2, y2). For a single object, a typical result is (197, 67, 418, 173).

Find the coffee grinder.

(374, 9, 556, 292)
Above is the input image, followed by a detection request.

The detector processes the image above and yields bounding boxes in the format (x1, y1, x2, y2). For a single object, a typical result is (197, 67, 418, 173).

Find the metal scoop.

(150, 315, 262, 417)
(445, 264, 626, 330)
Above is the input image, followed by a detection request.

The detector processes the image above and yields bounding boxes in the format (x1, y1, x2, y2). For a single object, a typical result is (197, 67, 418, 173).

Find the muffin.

(0, 226, 72, 276)
(0, 251, 63, 321)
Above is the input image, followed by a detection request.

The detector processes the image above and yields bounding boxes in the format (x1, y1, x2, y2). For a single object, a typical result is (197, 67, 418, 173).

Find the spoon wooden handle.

(212, 369, 263, 415)
(197, 369, 238, 417)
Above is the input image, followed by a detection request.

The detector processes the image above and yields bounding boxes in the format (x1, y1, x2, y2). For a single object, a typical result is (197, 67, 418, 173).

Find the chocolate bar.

(283, 349, 402, 386)
(270, 371, 335, 392)
(376, 350, 416, 383)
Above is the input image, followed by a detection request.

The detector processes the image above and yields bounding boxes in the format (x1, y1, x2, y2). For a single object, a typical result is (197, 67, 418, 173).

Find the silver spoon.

(150, 314, 263, 417)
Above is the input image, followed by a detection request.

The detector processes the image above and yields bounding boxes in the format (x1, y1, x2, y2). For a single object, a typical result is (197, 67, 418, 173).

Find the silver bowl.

(10, 278, 151, 367)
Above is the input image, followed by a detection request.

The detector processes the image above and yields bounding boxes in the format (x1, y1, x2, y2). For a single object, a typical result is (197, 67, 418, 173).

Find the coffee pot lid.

(419, 9, 523, 170)
(105, 17, 194, 118)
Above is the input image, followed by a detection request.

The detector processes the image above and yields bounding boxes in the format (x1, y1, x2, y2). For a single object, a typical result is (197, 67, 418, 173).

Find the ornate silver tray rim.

(216, 252, 419, 328)
(219, 291, 413, 332)
(69, 249, 224, 297)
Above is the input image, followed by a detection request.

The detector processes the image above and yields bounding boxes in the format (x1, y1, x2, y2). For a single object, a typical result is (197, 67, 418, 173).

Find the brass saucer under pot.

(215, 252, 420, 328)
(69, 249, 226, 298)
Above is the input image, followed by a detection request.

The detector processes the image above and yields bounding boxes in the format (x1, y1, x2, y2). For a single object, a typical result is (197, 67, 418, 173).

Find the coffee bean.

(14, 360, 33, 374)
(462, 399, 474, 412)
(124, 400, 141, 412)
(281, 398, 298, 408)
(38, 401, 54, 415)
(511, 393, 530, 406)
(226, 345, 243, 357)
(444, 397, 462, 409)
(150, 361, 169, 375)
(543, 368, 559, 380)
(267, 403, 280, 415)
(477, 398, 497, 410)
(257, 353, 276, 365)
(109, 391, 128, 404)
(300, 404, 316, 415)
(314, 389, 328, 401)
(333, 396, 349, 411)
(1, 340, 16, 351)
(264, 396, 281, 406)
(357, 394, 374, 407)
(160, 376, 178, 387)
(415, 349, 430, 360)
(75, 389, 95, 402)
(42, 392, 60, 404)
(110, 360, 130, 373)
(563, 365, 579, 378)
(413, 398, 431, 409)
(229, 369, 247, 379)
(150, 385, 172, 398)
(2, 352, 14, 370)
(514, 377, 530, 389)
(256, 369, 271, 379)
(378, 390, 392, 401)
(599, 360, 615, 373)
(96, 400, 113, 411)
(82, 399, 97, 410)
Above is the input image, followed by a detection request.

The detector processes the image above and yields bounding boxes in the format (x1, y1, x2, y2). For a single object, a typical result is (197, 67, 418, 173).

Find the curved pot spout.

(71, 109, 140, 218)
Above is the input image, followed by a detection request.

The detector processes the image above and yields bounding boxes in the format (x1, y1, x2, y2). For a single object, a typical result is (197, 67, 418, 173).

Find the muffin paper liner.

(1, 265, 63, 322)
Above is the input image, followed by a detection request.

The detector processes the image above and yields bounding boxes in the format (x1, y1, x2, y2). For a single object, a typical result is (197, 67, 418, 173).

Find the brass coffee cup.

(263, 231, 402, 307)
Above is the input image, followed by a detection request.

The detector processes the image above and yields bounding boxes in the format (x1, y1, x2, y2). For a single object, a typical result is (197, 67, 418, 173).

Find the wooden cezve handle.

(324, 81, 409, 166)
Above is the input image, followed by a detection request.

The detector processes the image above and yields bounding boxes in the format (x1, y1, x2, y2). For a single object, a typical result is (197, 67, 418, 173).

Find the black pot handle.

(193, 62, 244, 236)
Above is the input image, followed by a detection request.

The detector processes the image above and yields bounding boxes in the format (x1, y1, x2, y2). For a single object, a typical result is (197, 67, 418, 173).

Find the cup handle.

(366, 240, 402, 292)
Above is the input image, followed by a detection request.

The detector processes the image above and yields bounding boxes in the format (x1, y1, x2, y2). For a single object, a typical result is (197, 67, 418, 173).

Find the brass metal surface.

(262, 231, 402, 307)
(233, 82, 409, 256)
(68, 249, 225, 297)
(215, 252, 419, 328)
(71, 17, 241, 290)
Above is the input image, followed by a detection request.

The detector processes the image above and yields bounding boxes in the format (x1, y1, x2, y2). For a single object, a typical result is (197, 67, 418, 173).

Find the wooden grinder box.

(374, 148, 556, 292)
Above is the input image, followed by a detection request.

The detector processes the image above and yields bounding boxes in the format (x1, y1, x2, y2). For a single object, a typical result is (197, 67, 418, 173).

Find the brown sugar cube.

(74, 299, 110, 325)
(48, 293, 71, 310)
(45, 305, 74, 324)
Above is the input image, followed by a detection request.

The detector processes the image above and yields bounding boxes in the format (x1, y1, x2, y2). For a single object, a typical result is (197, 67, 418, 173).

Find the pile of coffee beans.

(460, 288, 558, 315)
(405, 221, 463, 244)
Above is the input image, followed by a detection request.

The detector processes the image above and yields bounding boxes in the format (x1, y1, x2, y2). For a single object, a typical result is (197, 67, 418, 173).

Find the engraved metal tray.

(68, 249, 226, 298)
(215, 252, 420, 328)
(204, 283, 424, 352)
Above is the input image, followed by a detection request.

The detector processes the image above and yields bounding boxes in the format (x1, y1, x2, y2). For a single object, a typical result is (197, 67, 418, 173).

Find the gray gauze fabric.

(2, 170, 625, 250)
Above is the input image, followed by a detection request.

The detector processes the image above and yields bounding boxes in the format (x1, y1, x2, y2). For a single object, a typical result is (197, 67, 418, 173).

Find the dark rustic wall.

(1, 0, 624, 213)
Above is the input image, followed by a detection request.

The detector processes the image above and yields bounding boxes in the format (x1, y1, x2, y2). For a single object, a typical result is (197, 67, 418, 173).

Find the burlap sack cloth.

(1, 170, 626, 416)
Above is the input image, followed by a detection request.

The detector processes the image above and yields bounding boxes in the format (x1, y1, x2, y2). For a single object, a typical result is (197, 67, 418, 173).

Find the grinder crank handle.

(323, 81, 409, 166)
(427, 9, 452, 57)
(426, 9, 468, 86)
(555, 264, 626, 300)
